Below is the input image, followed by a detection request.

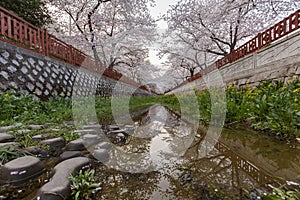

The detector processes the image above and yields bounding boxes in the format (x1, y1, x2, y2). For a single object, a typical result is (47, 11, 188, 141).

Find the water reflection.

(104, 105, 195, 173)
(95, 105, 300, 199)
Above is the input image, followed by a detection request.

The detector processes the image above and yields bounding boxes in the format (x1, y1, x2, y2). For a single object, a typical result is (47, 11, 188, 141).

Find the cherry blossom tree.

(48, 0, 157, 72)
(161, 0, 300, 81)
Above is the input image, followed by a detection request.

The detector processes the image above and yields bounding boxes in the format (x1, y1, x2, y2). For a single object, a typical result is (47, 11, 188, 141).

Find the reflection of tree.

(104, 105, 196, 173)
(93, 105, 300, 199)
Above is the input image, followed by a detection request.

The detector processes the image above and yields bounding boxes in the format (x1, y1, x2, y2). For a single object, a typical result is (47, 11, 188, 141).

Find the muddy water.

(94, 105, 300, 199)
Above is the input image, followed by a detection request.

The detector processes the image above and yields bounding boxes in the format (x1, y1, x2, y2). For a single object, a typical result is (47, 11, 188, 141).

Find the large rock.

(0, 156, 44, 185)
(0, 133, 15, 143)
(36, 157, 90, 200)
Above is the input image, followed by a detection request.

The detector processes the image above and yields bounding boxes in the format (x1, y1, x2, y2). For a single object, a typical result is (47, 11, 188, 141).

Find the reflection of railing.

(168, 9, 300, 93)
(214, 141, 281, 187)
(0, 6, 153, 93)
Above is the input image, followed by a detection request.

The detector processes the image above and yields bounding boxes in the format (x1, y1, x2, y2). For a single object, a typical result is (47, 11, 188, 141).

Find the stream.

(0, 105, 299, 199)
(93, 105, 300, 199)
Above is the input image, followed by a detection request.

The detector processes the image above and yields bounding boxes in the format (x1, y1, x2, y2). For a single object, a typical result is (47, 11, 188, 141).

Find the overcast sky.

(148, 0, 179, 67)
(148, 0, 178, 29)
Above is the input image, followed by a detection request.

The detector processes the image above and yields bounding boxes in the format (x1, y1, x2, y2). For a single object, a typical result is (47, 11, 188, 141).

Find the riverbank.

(158, 79, 300, 142)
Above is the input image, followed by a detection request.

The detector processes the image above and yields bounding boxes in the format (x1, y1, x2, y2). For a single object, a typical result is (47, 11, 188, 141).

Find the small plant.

(0, 145, 31, 166)
(262, 188, 300, 200)
(69, 169, 100, 200)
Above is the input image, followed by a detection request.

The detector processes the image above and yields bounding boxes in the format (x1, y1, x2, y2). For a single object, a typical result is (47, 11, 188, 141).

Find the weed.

(69, 169, 100, 200)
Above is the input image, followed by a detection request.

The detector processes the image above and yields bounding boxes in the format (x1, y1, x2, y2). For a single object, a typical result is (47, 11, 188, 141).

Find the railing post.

(45, 31, 49, 57)
(7, 16, 11, 38)
(40, 29, 44, 55)
(296, 10, 299, 30)
(257, 33, 262, 49)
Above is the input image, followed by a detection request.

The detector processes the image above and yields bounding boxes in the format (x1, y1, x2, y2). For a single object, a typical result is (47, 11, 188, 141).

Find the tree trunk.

(92, 45, 105, 72)
(92, 45, 101, 63)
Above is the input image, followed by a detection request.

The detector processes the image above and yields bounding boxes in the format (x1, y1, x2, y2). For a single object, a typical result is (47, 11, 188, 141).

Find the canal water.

(1, 105, 299, 199)
(94, 105, 300, 199)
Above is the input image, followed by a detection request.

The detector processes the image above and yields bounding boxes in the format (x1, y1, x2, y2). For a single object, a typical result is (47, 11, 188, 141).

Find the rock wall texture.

(0, 41, 150, 99)
(169, 31, 300, 94)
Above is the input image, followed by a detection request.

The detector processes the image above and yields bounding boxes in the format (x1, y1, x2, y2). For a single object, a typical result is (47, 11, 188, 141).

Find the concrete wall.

(169, 31, 300, 94)
(0, 41, 150, 99)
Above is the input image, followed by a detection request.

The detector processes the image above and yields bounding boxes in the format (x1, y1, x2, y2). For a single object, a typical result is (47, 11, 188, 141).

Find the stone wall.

(0, 40, 150, 99)
(169, 31, 300, 94)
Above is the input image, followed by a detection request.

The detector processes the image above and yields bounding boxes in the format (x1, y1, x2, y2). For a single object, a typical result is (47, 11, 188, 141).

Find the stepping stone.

(82, 134, 101, 146)
(0, 133, 15, 143)
(0, 125, 16, 133)
(83, 124, 102, 130)
(16, 129, 31, 134)
(32, 134, 49, 141)
(107, 129, 126, 137)
(90, 149, 109, 162)
(66, 139, 86, 151)
(41, 138, 65, 156)
(0, 142, 19, 150)
(36, 157, 90, 200)
(59, 151, 82, 162)
(116, 133, 126, 143)
(63, 121, 74, 126)
(95, 141, 113, 150)
(124, 125, 134, 129)
(74, 129, 98, 135)
(108, 125, 120, 130)
(0, 156, 44, 185)
(21, 146, 49, 158)
(124, 125, 135, 135)
(28, 125, 44, 130)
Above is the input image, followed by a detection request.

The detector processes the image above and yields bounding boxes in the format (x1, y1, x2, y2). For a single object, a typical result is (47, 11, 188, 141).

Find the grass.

(134, 79, 300, 141)
(69, 169, 100, 200)
(1, 79, 299, 141)
(225, 79, 300, 139)
(0, 91, 73, 126)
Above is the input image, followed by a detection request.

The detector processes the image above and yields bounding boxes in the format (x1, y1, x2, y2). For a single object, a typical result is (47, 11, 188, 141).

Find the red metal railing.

(0, 6, 152, 93)
(169, 9, 300, 93)
(216, 9, 300, 68)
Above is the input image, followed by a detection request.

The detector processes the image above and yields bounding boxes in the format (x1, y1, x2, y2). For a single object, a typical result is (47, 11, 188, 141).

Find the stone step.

(36, 157, 90, 200)
(41, 138, 65, 156)
(0, 133, 15, 143)
(66, 139, 86, 151)
(0, 156, 44, 185)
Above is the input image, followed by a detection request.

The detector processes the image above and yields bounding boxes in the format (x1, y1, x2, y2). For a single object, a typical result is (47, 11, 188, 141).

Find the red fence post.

(257, 33, 262, 49)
